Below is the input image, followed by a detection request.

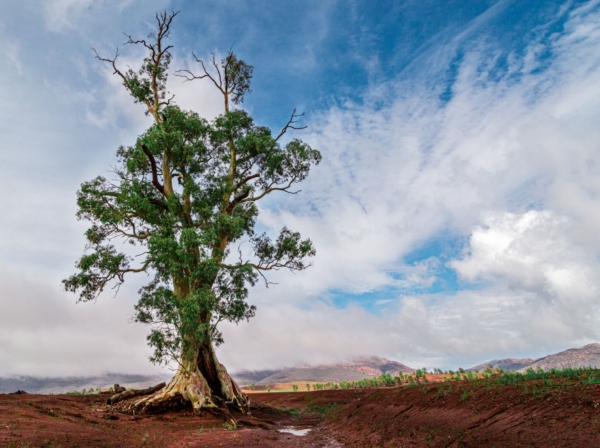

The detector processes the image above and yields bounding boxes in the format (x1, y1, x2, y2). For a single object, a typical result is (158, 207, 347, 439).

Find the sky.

(1, 0, 600, 377)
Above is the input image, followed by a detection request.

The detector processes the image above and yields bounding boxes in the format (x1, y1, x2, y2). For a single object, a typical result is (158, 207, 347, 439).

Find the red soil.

(1, 380, 599, 447)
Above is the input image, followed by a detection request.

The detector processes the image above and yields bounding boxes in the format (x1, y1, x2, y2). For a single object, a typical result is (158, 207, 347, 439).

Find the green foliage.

(496, 366, 600, 386)
(223, 422, 236, 431)
(307, 403, 340, 416)
(281, 407, 300, 417)
(63, 12, 320, 367)
(292, 384, 298, 392)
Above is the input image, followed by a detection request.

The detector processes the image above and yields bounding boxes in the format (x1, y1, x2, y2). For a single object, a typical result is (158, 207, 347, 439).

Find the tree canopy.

(63, 11, 321, 378)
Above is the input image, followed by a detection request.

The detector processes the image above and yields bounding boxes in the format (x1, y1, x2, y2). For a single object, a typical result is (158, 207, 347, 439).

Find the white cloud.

(219, 0, 600, 368)
(1, 39, 22, 74)
(44, 0, 139, 32)
(0, 266, 158, 377)
(45, 0, 100, 32)
(449, 211, 595, 295)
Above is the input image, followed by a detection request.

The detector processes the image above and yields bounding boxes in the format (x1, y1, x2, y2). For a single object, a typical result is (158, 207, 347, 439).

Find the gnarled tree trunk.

(132, 341, 249, 416)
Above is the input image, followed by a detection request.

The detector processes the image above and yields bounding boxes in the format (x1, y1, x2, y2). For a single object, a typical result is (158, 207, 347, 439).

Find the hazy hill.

(523, 343, 600, 371)
(468, 343, 600, 372)
(0, 373, 169, 394)
(232, 357, 415, 385)
(467, 358, 539, 372)
(4, 344, 599, 394)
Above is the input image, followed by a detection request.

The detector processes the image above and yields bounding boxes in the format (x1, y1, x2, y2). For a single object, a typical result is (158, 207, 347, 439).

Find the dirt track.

(1, 380, 600, 447)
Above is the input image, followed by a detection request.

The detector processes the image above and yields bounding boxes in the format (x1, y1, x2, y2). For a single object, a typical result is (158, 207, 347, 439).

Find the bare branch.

(121, 258, 153, 276)
(92, 48, 128, 82)
(175, 53, 225, 94)
(255, 268, 277, 288)
(240, 176, 301, 204)
(275, 109, 308, 142)
(210, 53, 223, 87)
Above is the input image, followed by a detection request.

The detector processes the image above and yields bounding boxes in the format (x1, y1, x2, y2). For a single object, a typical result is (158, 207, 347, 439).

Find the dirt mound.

(323, 381, 600, 447)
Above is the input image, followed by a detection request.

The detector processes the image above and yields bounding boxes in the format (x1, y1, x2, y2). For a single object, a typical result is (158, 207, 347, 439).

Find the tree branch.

(175, 53, 225, 94)
(234, 173, 259, 190)
(240, 176, 301, 204)
(142, 144, 165, 195)
(275, 109, 307, 142)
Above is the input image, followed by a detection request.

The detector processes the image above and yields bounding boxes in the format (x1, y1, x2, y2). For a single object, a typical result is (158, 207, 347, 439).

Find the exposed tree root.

(108, 382, 166, 405)
(131, 364, 214, 414)
(126, 346, 249, 421)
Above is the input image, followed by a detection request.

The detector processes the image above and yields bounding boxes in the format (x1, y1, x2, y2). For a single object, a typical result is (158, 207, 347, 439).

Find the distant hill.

(232, 357, 415, 386)
(467, 358, 539, 372)
(5, 344, 599, 394)
(524, 343, 600, 371)
(468, 343, 600, 372)
(0, 373, 169, 394)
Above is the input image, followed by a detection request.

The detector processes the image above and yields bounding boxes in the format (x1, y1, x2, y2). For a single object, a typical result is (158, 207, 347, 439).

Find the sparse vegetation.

(223, 422, 236, 431)
(240, 366, 600, 395)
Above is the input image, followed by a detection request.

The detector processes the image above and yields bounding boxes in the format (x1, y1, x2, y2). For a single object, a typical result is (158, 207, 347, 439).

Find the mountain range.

(0, 373, 169, 395)
(2, 344, 600, 393)
(468, 343, 600, 373)
(232, 357, 415, 386)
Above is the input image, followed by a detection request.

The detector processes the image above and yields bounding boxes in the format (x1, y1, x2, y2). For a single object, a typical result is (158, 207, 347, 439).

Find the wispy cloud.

(1, 1, 600, 376)
(216, 0, 600, 370)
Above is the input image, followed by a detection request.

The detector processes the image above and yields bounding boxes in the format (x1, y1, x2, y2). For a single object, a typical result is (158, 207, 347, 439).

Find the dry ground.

(2, 378, 600, 447)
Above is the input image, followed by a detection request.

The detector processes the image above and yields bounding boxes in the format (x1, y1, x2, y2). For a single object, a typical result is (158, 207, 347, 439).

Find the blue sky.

(1, 0, 600, 375)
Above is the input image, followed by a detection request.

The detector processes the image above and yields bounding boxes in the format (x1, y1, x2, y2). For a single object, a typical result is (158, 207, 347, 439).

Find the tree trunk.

(131, 341, 249, 416)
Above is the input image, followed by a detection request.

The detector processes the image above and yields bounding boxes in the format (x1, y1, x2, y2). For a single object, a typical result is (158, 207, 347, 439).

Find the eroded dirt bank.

(322, 381, 600, 447)
(1, 381, 599, 447)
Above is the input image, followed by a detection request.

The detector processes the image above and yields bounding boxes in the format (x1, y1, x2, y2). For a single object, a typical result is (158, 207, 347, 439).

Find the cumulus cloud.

(450, 211, 597, 297)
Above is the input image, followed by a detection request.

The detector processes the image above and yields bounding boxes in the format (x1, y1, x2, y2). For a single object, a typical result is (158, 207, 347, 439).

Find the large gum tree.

(63, 11, 320, 415)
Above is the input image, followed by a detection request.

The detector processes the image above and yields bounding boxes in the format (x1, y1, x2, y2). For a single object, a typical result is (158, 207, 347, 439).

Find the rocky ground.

(2, 377, 600, 447)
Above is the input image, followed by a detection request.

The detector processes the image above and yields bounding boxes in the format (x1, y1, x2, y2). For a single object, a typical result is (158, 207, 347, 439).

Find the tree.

(63, 11, 320, 415)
